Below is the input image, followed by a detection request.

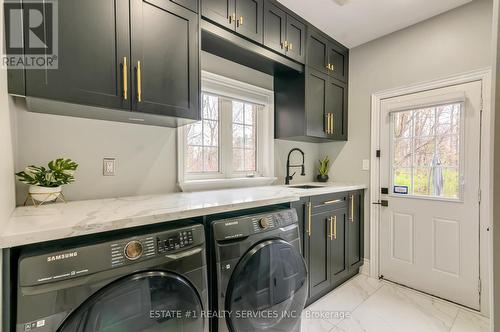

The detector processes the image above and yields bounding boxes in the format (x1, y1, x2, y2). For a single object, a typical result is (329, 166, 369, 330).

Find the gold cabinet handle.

(284, 40, 288, 49)
(288, 42, 293, 51)
(238, 16, 243, 26)
(122, 57, 128, 101)
(137, 61, 142, 103)
(326, 64, 331, 70)
(349, 194, 355, 222)
(306, 202, 312, 237)
(318, 199, 343, 207)
(333, 216, 337, 239)
(229, 13, 236, 24)
(331, 64, 335, 72)
(330, 113, 334, 134)
(329, 216, 337, 240)
(325, 113, 330, 134)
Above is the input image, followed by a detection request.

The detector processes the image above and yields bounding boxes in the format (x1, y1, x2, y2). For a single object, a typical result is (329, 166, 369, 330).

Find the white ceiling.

(277, 0, 474, 48)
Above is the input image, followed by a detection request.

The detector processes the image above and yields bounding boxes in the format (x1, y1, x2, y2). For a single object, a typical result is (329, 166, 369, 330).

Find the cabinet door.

(235, 0, 263, 43)
(307, 29, 328, 74)
(308, 210, 332, 299)
(263, 1, 286, 54)
(25, 0, 130, 110)
(131, 0, 200, 119)
(171, 0, 199, 13)
(305, 68, 328, 139)
(202, 0, 235, 30)
(285, 15, 306, 63)
(330, 210, 348, 287)
(328, 42, 348, 82)
(348, 191, 364, 270)
(327, 78, 348, 140)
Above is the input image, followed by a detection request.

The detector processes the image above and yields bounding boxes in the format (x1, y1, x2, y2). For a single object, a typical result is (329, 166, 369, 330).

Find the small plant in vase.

(16, 158, 78, 206)
(317, 156, 330, 183)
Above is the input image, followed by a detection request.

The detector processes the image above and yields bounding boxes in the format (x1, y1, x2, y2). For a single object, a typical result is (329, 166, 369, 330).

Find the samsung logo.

(225, 221, 238, 226)
(47, 251, 78, 262)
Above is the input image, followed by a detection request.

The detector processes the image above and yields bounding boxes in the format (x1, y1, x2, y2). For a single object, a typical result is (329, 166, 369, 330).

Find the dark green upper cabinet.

(202, 0, 235, 29)
(303, 68, 347, 141)
(202, 0, 263, 43)
(328, 78, 348, 140)
(305, 68, 329, 139)
(263, 1, 305, 63)
(308, 26, 348, 83)
(307, 30, 328, 74)
(285, 15, 306, 63)
(235, 0, 264, 43)
(328, 42, 348, 82)
(131, 0, 199, 119)
(25, 0, 131, 110)
(263, 1, 286, 54)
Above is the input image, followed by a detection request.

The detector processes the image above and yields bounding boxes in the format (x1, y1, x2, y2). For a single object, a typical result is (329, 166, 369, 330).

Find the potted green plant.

(317, 156, 330, 182)
(16, 158, 78, 203)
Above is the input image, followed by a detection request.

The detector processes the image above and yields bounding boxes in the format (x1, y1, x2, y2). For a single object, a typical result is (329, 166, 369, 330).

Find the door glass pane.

(391, 103, 463, 199)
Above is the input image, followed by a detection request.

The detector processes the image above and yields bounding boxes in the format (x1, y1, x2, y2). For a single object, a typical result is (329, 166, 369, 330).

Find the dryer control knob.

(124, 240, 143, 260)
(259, 217, 271, 229)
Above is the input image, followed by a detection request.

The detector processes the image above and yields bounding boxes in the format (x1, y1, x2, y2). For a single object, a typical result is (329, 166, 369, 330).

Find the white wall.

(13, 52, 320, 203)
(320, 0, 493, 258)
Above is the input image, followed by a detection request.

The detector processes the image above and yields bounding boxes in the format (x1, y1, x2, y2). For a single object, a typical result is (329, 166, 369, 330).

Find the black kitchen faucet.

(285, 148, 305, 185)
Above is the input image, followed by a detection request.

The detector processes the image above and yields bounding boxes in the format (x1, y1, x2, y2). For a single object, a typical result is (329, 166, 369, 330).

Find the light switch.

(103, 158, 116, 176)
(362, 159, 370, 171)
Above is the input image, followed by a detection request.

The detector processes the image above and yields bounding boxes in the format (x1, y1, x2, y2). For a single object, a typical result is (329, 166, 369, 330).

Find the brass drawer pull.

(330, 113, 334, 134)
(229, 13, 236, 24)
(288, 42, 293, 51)
(238, 16, 243, 26)
(122, 57, 128, 100)
(319, 198, 343, 206)
(137, 61, 142, 102)
(350, 194, 355, 222)
(307, 202, 312, 237)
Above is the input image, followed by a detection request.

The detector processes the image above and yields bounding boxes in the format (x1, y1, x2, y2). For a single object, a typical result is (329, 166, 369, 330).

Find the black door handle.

(372, 200, 389, 207)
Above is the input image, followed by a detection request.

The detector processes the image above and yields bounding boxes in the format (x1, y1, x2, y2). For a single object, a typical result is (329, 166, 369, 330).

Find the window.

(391, 103, 463, 199)
(178, 72, 275, 191)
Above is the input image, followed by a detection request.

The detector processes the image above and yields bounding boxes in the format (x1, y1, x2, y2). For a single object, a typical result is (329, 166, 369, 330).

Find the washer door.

(57, 271, 204, 332)
(226, 239, 308, 332)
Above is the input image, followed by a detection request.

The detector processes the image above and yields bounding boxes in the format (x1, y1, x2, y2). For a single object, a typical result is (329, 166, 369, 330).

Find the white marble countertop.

(0, 182, 366, 248)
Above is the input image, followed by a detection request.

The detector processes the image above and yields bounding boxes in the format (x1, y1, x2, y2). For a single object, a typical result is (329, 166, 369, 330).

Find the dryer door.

(226, 239, 308, 331)
(57, 271, 204, 332)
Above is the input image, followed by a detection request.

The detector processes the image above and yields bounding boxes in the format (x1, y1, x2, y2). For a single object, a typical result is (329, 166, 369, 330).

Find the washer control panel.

(110, 236, 155, 267)
(213, 209, 298, 241)
(157, 230, 194, 253)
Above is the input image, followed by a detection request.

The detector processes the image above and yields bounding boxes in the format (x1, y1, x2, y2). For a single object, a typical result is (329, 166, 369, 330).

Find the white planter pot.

(29, 185, 62, 202)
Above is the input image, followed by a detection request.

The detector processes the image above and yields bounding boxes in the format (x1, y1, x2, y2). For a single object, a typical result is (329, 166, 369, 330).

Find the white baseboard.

(360, 258, 370, 276)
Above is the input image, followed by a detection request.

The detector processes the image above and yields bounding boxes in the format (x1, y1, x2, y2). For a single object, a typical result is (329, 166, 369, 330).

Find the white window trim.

(177, 71, 276, 192)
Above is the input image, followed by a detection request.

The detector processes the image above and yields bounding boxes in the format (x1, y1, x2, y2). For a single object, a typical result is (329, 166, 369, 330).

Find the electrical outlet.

(362, 159, 370, 171)
(103, 158, 116, 176)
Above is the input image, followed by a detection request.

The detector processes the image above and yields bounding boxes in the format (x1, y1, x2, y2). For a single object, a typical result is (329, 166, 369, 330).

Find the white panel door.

(379, 81, 482, 310)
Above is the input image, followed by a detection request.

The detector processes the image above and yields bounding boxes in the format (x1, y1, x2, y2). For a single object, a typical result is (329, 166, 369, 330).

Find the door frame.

(369, 68, 492, 316)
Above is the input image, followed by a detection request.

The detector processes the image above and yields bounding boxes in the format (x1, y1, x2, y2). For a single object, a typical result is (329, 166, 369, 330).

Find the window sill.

(179, 177, 277, 192)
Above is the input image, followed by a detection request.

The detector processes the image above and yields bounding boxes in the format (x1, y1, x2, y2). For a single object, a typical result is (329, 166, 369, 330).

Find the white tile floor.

(301, 274, 490, 332)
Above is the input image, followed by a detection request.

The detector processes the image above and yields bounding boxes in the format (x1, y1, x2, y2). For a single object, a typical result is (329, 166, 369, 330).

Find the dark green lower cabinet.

(294, 190, 364, 306)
